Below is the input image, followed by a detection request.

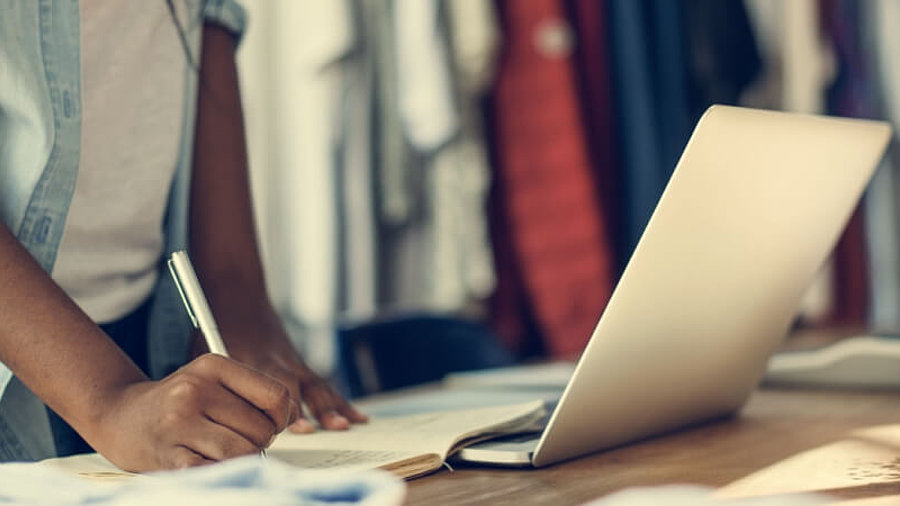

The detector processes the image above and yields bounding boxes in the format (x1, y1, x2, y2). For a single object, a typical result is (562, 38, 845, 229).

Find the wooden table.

(402, 388, 900, 505)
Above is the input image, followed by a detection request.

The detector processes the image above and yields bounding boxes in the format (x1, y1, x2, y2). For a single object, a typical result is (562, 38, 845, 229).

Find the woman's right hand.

(86, 353, 294, 472)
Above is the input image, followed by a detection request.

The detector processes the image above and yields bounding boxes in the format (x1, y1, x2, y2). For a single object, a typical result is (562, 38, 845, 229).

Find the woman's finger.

(182, 417, 261, 461)
(203, 384, 278, 448)
(299, 379, 350, 430)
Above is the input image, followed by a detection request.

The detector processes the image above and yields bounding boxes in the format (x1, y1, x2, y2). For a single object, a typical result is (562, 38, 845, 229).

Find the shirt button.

(35, 215, 52, 243)
(62, 90, 73, 118)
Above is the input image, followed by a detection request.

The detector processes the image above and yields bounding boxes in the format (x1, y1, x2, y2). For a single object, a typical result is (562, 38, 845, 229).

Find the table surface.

(401, 387, 900, 505)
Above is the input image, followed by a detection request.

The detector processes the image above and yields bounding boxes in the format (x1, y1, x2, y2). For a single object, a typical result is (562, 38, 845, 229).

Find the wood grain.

(404, 388, 900, 505)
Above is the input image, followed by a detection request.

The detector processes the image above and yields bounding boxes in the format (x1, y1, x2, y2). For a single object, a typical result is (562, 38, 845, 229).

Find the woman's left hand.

(201, 321, 368, 434)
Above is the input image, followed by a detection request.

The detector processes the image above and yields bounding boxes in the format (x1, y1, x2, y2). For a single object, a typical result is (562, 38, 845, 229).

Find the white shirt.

(53, 0, 186, 323)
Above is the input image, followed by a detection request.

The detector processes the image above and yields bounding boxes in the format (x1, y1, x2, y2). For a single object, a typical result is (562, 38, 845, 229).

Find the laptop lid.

(528, 106, 890, 467)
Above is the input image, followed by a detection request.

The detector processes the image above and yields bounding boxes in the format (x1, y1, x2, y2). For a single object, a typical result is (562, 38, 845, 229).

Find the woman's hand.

(210, 322, 368, 434)
(89, 354, 293, 472)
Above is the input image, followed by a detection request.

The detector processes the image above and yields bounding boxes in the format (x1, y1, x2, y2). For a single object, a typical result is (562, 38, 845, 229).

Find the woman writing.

(0, 0, 365, 471)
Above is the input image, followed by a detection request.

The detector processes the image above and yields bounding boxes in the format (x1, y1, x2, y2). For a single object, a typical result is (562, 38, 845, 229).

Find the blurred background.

(233, 0, 900, 395)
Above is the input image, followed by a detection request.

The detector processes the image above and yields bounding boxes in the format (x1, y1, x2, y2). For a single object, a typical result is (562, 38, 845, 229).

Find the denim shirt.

(0, 0, 246, 459)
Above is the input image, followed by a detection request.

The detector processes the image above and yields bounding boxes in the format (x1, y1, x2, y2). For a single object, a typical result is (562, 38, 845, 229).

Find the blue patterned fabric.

(0, 455, 405, 505)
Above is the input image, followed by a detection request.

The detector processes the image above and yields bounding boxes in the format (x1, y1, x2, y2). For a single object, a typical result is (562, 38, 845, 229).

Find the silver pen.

(167, 250, 268, 458)
(167, 250, 229, 356)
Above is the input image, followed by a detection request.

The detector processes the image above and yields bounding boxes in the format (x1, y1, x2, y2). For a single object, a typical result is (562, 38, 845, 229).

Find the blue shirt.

(0, 0, 246, 459)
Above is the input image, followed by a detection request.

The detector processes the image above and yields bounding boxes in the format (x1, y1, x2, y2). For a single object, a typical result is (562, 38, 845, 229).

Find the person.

(0, 0, 366, 472)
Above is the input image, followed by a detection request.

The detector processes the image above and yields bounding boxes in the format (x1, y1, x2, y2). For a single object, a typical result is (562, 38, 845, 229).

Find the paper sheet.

(269, 400, 545, 465)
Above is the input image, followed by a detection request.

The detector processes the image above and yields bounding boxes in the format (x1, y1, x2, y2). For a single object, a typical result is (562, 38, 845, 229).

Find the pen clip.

(168, 257, 200, 329)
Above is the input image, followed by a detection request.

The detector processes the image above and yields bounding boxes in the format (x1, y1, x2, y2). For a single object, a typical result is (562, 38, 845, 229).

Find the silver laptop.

(455, 105, 891, 468)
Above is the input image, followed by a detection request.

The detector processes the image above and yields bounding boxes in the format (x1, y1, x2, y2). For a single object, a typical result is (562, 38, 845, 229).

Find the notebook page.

(268, 400, 545, 460)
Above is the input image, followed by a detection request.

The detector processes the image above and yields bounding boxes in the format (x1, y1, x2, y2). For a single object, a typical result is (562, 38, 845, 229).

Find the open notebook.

(36, 400, 545, 481)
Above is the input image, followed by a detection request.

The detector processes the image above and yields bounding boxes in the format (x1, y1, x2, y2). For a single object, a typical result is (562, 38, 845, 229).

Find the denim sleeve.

(202, 0, 248, 44)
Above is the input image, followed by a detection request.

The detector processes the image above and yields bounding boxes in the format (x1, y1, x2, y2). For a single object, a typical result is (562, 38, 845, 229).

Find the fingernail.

(291, 418, 315, 433)
(327, 412, 350, 429)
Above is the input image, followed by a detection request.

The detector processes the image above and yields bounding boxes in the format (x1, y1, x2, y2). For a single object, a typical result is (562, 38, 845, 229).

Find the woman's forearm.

(0, 220, 146, 439)
(189, 23, 278, 336)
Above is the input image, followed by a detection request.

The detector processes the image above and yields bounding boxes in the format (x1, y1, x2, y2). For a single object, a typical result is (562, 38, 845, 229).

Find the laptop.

(454, 105, 891, 468)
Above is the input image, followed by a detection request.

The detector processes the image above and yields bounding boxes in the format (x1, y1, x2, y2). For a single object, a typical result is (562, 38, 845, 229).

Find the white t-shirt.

(52, 0, 187, 323)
